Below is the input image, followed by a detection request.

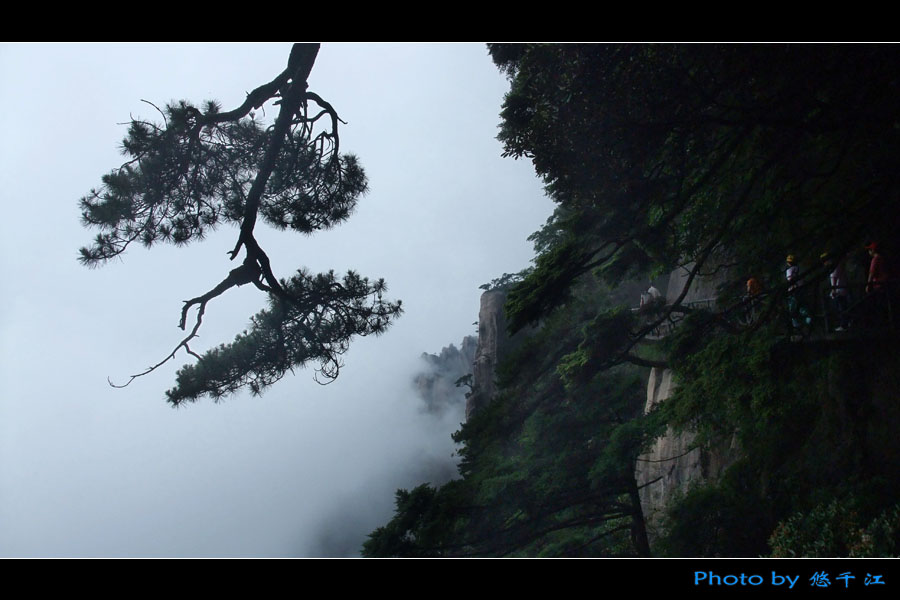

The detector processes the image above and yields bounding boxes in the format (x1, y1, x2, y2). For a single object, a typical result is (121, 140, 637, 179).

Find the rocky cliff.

(467, 291, 508, 419)
(414, 336, 477, 416)
(463, 269, 739, 542)
(635, 262, 740, 537)
(465, 290, 537, 419)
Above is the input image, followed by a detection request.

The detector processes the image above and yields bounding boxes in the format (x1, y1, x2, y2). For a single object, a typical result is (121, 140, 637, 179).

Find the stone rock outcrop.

(414, 336, 477, 416)
(635, 368, 703, 535)
(636, 261, 740, 537)
(467, 291, 508, 419)
(464, 276, 668, 420)
(664, 262, 725, 305)
(463, 268, 737, 530)
(465, 290, 535, 420)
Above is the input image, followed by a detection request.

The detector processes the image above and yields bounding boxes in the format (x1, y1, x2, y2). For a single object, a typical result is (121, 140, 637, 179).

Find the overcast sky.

(0, 43, 553, 557)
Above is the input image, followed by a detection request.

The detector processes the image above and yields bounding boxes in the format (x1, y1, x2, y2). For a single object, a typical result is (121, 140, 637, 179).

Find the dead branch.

(109, 254, 265, 388)
(109, 300, 208, 389)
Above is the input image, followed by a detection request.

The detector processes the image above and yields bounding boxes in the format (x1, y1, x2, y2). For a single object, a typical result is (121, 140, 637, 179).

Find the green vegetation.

(768, 497, 900, 558)
(365, 279, 660, 556)
(367, 44, 900, 557)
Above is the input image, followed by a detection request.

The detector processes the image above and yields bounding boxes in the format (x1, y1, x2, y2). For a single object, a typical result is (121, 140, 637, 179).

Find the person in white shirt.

(786, 254, 811, 330)
(821, 252, 849, 331)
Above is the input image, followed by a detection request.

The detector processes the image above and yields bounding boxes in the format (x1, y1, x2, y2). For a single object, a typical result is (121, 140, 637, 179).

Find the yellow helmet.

(786, 254, 796, 264)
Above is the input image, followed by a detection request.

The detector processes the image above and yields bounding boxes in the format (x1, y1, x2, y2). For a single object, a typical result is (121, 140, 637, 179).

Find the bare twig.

(140, 99, 168, 127)
(108, 301, 208, 389)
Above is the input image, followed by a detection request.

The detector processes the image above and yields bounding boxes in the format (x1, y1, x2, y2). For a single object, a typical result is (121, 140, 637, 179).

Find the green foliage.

(658, 461, 773, 557)
(368, 44, 900, 558)
(662, 323, 787, 445)
(768, 497, 900, 558)
(478, 269, 532, 292)
(79, 101, 366, 264)
(504, 238, 599, 333)
(656, 333, 900, 556)
(492, 43, 900, 330)
(167, 270, 400, 404)
(557, 307, 636, 387)
(485, 44, 900, 558)
(362, 484, 468, 557)
(366, 280, 655, 557)
(363, 485, 440, 557)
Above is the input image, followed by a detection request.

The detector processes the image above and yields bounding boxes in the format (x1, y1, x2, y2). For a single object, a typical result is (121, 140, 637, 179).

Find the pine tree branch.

(85, 43, 401, 402)
(192, 42, 319, 129)
(227, 44, 321, 264)
(180, 255, 264, 330)
(109, 256, 265, 389)
(109, 302, 207, 390)
(113, 45, 324, 391)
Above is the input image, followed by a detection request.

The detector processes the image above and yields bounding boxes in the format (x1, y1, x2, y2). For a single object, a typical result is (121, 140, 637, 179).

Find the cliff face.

(463, 270, 737, 539)
(636, 367, 740, 537)
(414, 336, 477, 416)
(467, 291, 508, 419)
(466, 290, 536, 420)
(663, 262, 725, 305)
(635, 262, 739, 536)
(635, 368, 702, 532)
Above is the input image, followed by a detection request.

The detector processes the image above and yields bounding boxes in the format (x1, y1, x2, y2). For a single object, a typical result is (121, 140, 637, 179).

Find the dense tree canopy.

(490, 43, 900, 556)
(364, 278, 657, 557)
(367, 44, 900, 558)
(79, 43, 401, 404)
(492, 44, 900, 345)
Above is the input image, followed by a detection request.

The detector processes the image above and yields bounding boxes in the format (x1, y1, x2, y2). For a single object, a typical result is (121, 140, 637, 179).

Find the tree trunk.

(628, 470, 652, 557)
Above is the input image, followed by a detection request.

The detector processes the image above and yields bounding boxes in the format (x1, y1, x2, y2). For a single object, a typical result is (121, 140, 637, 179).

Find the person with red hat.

(742, 277, 763, 324)
(865, 242, 889, 294)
